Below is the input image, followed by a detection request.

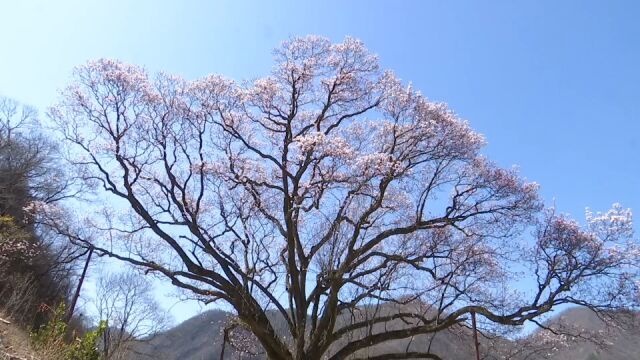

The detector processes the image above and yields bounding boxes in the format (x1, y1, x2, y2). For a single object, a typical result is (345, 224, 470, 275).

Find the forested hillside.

(0, 97, 102, 360)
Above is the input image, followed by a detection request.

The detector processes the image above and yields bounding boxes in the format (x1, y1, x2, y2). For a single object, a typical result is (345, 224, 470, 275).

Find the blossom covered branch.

(44, 36, 639, 360)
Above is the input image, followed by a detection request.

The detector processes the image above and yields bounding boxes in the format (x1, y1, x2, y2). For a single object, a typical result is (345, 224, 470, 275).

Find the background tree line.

(0, 96, 80, 328)
(0, 96, 167, 360)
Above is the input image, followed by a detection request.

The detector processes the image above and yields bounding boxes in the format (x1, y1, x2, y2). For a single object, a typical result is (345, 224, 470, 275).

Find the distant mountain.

(543, 307, 640, 360)
(129, 309, 234, 360)
(128, 307, 639, 360)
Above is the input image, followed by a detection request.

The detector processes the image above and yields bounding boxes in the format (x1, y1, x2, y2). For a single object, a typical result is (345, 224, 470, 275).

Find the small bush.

(31, 303, 107, 360)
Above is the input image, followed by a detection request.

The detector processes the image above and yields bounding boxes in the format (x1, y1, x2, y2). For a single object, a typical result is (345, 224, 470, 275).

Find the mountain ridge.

(129, 307, 639, 360)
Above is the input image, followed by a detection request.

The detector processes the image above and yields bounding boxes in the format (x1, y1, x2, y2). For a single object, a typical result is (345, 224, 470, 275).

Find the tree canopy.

(43, 36, 639, 360)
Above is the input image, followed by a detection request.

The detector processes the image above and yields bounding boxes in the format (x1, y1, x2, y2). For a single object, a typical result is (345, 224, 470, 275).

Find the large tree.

(45, 36, 639, 359)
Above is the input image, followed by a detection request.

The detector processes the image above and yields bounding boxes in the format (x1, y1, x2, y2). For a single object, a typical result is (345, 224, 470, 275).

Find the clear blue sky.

(1, 0, 639, 323)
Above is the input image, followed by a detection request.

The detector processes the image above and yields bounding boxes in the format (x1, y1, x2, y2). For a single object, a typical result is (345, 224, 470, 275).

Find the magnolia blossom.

(0, 216, 38, 261)
(48, 36, 639, 360)
(293, 132, 355, 160)
(586, 203, 634, 240)
(23, 200, 64, 220)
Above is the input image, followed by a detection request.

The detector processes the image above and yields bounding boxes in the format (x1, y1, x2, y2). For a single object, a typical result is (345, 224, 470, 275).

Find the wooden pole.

(65, 247, 93, 323)
(471, 311, 481, 360)
(219, 329, 227, 360)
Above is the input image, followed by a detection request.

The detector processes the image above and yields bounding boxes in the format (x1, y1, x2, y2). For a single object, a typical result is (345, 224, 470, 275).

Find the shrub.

(31, 303, 107, 360)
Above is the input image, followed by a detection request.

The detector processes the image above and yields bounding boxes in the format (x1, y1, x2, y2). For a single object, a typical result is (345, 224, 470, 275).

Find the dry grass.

(0, 312, 41, 360)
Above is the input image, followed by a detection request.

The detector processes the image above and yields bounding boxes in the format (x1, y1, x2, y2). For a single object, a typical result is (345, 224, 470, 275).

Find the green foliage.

(66, 320, 107, 360)
(31, 303, 107, 360)
(30, 303, 67, 347)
